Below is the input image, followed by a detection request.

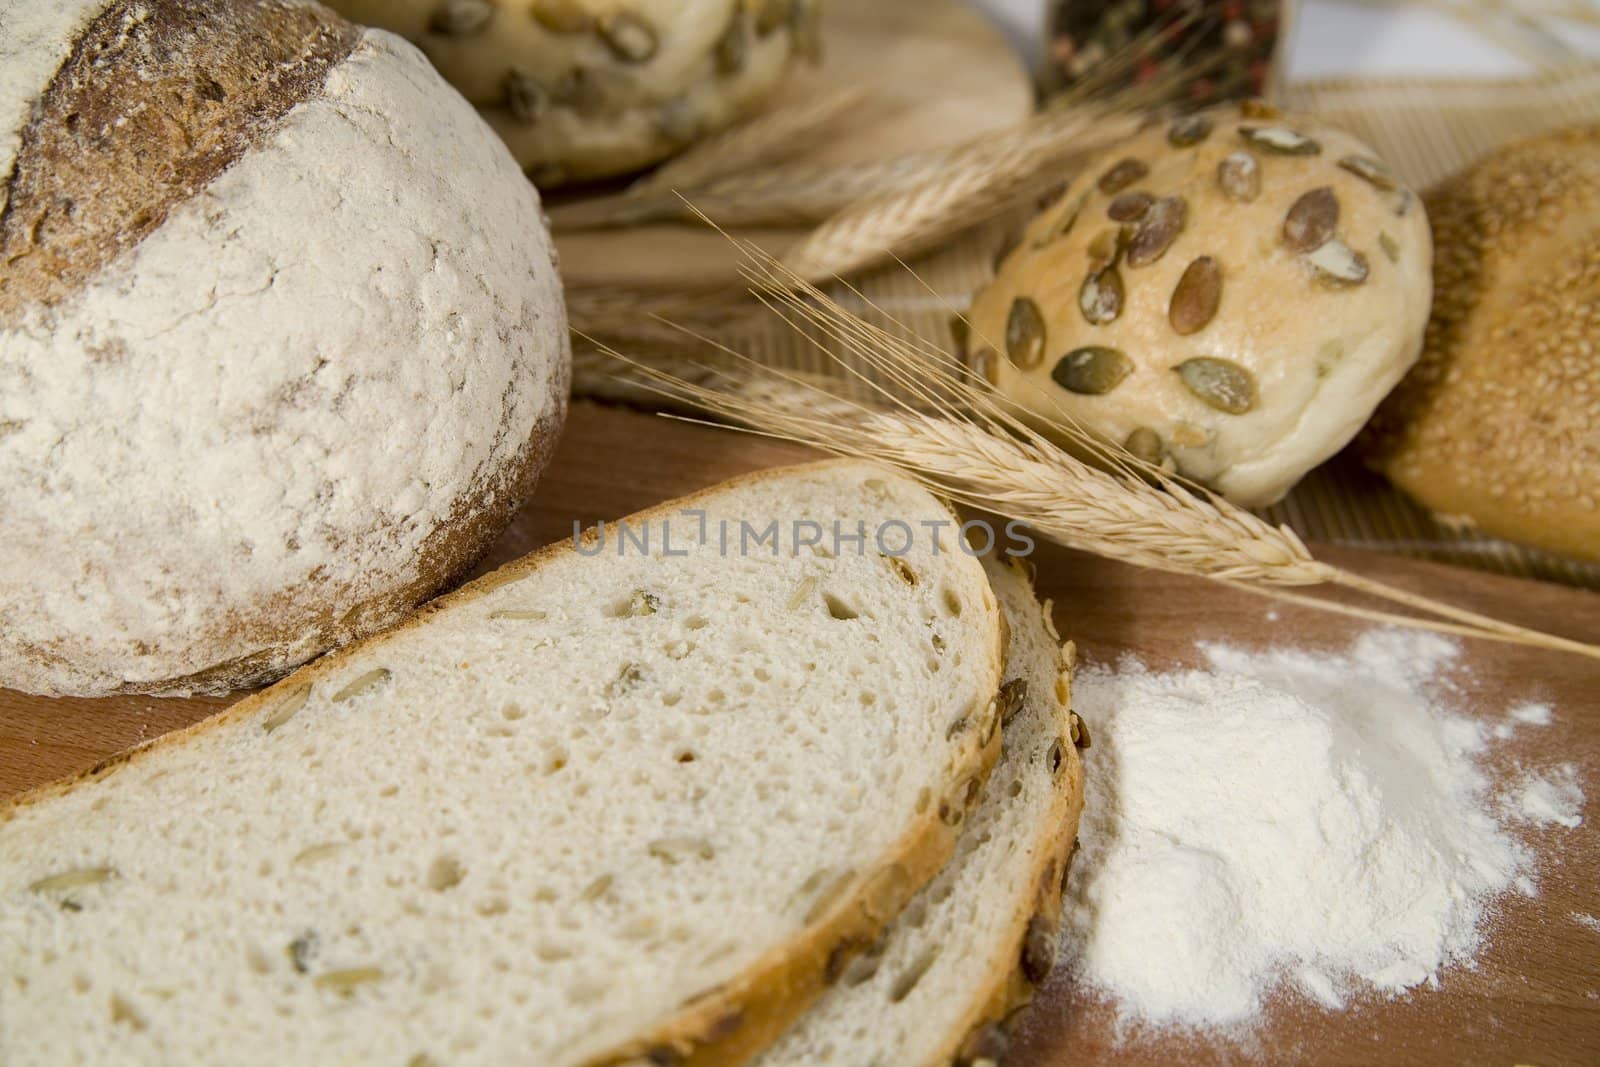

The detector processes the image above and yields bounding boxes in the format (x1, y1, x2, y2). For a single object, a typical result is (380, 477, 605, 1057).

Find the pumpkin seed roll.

(327, 0, 822, 185)
(965, 101, 1433, 507)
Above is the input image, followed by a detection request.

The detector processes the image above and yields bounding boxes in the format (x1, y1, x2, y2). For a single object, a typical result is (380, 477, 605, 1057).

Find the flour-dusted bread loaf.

(0, 461, 1006, 1067)
(325, 0, 820, 185)
(757, 555, 1086, 1067)
(0, 1, 570, 697)
(1362, 124, 1600, 562)
(965, 102, 1432, 506)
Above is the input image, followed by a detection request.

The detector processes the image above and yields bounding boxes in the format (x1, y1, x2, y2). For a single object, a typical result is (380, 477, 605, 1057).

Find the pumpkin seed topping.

(948, 315, 969, 359)
(1167, 114, 1214, 147)
(504, 69, 547, 125)
(1021, 915, 1057, 983)
(968, 346, 1001, 387)
(599, 12, 659, 63)
(996, 679, 1028, 726)
(332, 668, 391, 703)
(1337, 154, 1396, 190)
(1283, 187, 1339, 252)
(1239, 99, 1282, 120)
(1379, 231, 1400, 263)
(263, 685, 311, 733)
(1306, 238, 1370, 285)
(1123, 427, 1166, 466)
(489, 608, 546, 620)
(790, 0, 824, 62)
(29, 867, 115, 894)
(1169, 256, 1223, 335)
(530, 0, 594, 33)
(1175, 357, 1258, 414)
(1392, 187, 1414, 216)
(1217, 151, 1262, 202)
(1078, 267, 1125, 326)
(1239, 125, 1321, 156)
(1035, 192, 1087, 248)
(430, 0, 493, 36)
(756, 0, 794, 35)
(551, 67, 602, 110)
(1126, 195, 1188, 268)
(1097, 157, 1149, 195)
(715, 15, 748, 75)
(1107, 191, 1154, 222)
(1086, 226, 1128, 272)
(315, 967, 385, 996)
(1005, 297, 1047, 369)
(1053, 347, 1133, 395)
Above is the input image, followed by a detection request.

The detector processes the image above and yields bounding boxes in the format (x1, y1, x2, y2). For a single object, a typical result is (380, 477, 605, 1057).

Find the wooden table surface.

(3, 403, 1597, 1065)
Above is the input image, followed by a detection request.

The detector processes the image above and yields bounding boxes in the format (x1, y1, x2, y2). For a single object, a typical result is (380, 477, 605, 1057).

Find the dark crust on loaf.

(1361, 123, 1600, 562)
(0, 0, 361, 325)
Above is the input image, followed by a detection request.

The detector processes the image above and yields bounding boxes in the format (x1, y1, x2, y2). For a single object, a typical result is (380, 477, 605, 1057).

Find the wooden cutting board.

(2, 403, 1596, 1065)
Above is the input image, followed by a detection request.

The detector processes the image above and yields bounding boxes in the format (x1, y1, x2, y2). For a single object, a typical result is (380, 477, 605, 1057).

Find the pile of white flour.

(1062, 629, 1585, 1031)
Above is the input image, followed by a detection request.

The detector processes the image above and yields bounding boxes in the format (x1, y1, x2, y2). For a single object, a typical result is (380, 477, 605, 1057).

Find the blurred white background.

(970, 0, 1600, 80)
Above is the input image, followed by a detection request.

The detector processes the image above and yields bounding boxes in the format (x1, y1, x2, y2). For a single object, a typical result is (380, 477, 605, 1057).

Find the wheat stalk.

(577, 242, 1600, 662)
(779, 107, 1142, 281)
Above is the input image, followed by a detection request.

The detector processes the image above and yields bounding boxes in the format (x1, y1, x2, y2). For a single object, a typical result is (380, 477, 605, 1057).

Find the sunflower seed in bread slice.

(756, 555, 1085, 1067)
(0, 461, 1005, 1067)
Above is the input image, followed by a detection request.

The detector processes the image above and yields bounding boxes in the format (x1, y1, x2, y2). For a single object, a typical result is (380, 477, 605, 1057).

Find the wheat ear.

(582, 243, 1600, 662)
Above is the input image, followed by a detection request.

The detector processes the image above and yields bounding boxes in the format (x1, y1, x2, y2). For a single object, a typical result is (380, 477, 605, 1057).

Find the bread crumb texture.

(0, 2, 570, 694)
(0, 463, 1001, 1067)
(1364, 124, 1600, 562)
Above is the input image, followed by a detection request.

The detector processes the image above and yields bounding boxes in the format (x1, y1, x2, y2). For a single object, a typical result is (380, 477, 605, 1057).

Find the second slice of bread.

(0, 461, 1004, 1067)
(755, 555, 1085, 1067)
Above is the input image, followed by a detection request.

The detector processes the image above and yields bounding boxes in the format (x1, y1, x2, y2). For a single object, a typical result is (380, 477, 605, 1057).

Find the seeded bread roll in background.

(0, 0, 570, 697)
(1362, 125, 1600, 563)
(326, 0, 821, 186)
(964, 102, 1433, 507)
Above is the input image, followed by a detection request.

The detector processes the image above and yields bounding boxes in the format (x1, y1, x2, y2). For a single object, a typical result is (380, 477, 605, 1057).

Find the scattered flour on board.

(1574, 913, 1600, 935)
(1504, 764, 1585, 829)
(1061, 629, 1587, 1033)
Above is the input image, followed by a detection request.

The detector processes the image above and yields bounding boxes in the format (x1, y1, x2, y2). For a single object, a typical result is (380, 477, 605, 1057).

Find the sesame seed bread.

(0, 1, 570, 696)
(756, 556, 1086, 1067)
(0, 461, 1005, 1067)
(965, 101, 1433, 506)
(1362, 124, 1600, 563)
(324, 0, 820, 185)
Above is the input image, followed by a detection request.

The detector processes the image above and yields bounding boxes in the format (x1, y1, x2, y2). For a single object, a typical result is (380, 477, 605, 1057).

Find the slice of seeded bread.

(755, 555, 1086, 1067)
(0, 461, 1005, 1067)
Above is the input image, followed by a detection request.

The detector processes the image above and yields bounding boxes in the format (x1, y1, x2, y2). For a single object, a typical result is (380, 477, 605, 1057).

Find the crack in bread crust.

(0, 0, 360, 324)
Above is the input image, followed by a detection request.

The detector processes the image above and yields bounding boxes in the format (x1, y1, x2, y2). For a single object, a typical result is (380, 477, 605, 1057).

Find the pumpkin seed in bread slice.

(0, 461, 1004, 1067)
(756, 555, 1086, 1067)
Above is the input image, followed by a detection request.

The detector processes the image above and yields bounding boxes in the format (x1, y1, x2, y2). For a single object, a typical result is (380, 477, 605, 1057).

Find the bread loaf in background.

(965, 102, 1433, 507)
(325, 0, 821, 186)
(0, 0, 570, 697)
(1362, 124, 1600, 563)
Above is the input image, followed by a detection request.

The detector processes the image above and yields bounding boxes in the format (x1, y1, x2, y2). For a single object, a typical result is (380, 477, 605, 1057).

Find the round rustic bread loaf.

(0, 0, 570, 697)
(964, 102, 1433, 506)
(1362, 125, 1600, 562)
(325, 0, 820, 186)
